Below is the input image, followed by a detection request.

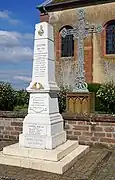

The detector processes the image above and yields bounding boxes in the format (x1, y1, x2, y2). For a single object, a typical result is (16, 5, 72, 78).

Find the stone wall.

(40, 2, 115, 87)
(0, 111, 24, 140)
(0, 111, 115, 147)
(64, 114, 115, 147)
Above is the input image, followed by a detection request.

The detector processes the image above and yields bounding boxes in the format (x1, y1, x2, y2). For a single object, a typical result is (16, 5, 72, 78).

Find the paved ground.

(0, 141, 115, 180)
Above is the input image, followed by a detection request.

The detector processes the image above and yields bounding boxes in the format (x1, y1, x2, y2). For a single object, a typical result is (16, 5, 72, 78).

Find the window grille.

(106, 21, 115, 54)
(60, 26, 74, 57)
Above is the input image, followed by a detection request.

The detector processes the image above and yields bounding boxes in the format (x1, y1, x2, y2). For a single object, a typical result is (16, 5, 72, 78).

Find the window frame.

(102, 20, 115, 59)
(59, 25, 74, 58)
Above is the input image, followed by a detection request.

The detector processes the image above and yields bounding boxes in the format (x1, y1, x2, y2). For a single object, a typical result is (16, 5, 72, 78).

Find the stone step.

(0, 144, 89, 174)
(3, 140, 79, 161)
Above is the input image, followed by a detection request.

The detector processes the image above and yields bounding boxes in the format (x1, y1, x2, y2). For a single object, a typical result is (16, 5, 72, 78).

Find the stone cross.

(61, 9, 103, 92)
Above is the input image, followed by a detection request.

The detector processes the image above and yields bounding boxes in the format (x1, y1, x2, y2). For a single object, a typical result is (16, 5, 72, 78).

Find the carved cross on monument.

(61, 9, 103, 92)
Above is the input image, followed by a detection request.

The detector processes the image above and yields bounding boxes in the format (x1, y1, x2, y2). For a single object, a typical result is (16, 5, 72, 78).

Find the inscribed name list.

(28, 124, 46, 136)
(25, 135, 45, 148)
(34, 39, 48, 57)
(33, 56, 47, 79)
(33, 39, 48, 80)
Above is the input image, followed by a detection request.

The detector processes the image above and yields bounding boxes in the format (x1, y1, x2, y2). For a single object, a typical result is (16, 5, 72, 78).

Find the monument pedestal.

(0, 22, 89, 174)
(19, 90, 66, 149)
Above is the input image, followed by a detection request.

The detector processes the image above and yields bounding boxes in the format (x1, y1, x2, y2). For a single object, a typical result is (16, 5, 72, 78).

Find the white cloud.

(8, 19, 21, 25)
(0, 31, 20, 46)
(0, 10, 21, 25)
(0, 69, 32, 89)
(0, 46, 33, 62)
(0, 30, 33, 62)
(0, 31, 33, 45)
(14, 75, 31, 82)
(0, 69, 31, 80)
(0, 10, 9, 19)
(0, 10, 34, 89)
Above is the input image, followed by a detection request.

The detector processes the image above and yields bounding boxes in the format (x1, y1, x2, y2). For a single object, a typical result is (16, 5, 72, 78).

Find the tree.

(0, 81, 15, 111)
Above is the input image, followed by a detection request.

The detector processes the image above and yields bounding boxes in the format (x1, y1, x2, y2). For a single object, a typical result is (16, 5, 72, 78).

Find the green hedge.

(58, 86, 71, 113)
(96, 81, 115, 114)
(88, 83, 101, 93)
(0, 82, 29, 111)
(0, 82, 15, 111)
(1, 81, 115, 114)
(87, 83, 101, 112)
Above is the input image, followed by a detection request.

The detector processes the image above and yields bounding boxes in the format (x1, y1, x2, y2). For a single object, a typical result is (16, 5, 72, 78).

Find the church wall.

(40, 13, 49, 23)
(41, 2, 115, 87)
(48, 8, 93, 88)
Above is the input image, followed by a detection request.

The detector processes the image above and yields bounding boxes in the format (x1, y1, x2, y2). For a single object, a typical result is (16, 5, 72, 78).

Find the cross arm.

(85, 23, 104, 33)
(60, 27, 78, 38)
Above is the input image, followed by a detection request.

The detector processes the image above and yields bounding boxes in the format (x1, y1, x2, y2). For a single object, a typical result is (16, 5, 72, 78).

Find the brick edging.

(0, 111, 27, 118)
(63, 113, 115, 123)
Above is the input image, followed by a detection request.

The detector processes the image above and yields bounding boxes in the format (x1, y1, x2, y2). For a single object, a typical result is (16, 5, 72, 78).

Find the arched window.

(106, 20, 115, 54)
(60, 26, 74, 57)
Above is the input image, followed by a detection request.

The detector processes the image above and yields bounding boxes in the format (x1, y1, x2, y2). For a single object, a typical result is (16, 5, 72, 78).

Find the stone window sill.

(60, 57, 75, 61)
(103, 54, 115, 60)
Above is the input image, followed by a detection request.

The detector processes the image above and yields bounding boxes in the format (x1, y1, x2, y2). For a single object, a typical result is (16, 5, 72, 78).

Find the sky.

(0, 0, 45, 89)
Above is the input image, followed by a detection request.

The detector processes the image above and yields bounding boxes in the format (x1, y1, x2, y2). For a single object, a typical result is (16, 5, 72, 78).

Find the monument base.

(0, 140, 89, 174)
(19, 131, 66, 149)
(19, 113, 66, 149)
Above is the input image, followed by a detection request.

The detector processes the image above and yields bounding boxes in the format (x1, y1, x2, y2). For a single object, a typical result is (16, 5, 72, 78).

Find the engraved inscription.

(34, 41, 47, 54)
(33, 56, 47, 78)
(33, 40, 48, 79)
(29, 95, 48, 113)
(26, 136, 45, 147)
(28, 124, 46, 135)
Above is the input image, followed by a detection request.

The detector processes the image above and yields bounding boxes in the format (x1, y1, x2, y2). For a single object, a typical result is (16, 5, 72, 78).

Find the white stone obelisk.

(0, 22, 89, 174)
(19, 22, 66, 149)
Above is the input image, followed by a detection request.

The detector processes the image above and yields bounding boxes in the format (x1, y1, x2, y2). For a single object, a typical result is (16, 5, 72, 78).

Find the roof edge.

(37, 0, 115, 13)
(37, 0, 52, 8)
